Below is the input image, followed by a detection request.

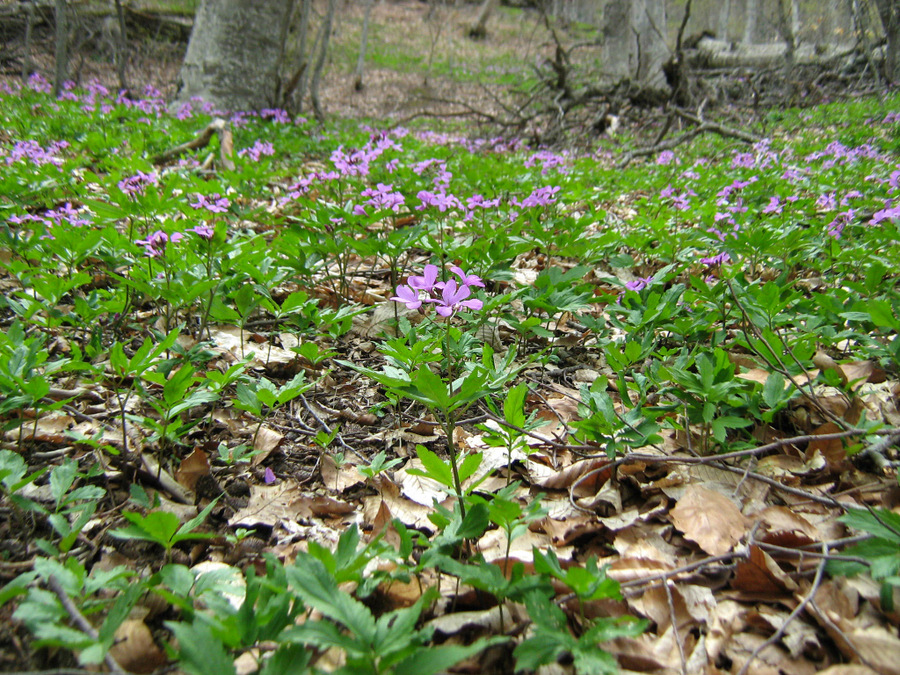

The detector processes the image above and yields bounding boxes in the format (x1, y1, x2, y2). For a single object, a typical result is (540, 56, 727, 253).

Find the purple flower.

(624, 277, 653, 292)
(871, 206, 900, 225)
(521, 186, 560, 208)
(238, 140, 275, 162)
(408, 264, 440, 292)
(136, 230, 182, 258)
(359, 183, 405, 213)
(450, 266, 484, 288)
(264, 467, 277, 484)
(700, 252, 731, 266)
(762, 197, 783, 215)
(391, 264, 483, 317)
(731, 152, 755, 169)
(189, 224, 215, 239)
(434, 280, 482, 317)
(391, 284, 426, 310)
(190, 193, 230, 213)
(416, 190, 461, 212)
(656, 150, 676, 166)
(118, 170, 158, 197)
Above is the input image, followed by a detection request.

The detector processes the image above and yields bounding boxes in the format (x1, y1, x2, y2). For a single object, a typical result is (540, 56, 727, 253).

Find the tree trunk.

(310, 0, 336, 122)
(354, 0, 376, 90)
(775, 0, 797, 98)
(743, 0, 758, 44)
(292, 0, 313, 113)
(22, 0, 35, 80)
(468, 0, 498, 39)
(601, 0, 669, 93)
(874, 0, 900, 81)
(53, 0, 67, 97)
(114, 0, 128, 92)
(791, 0, 801, 38)
(176, 0, 297, 112)
(717, 0, 731, 40)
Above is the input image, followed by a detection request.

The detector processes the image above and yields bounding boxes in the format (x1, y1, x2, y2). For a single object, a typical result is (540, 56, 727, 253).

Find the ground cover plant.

(1, 73, 900, 674)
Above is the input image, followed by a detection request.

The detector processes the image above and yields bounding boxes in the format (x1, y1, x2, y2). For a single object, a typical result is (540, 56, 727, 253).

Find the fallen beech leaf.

(536, 457, 613, 495)
(252, 425, 283, 456)
(109, 620, 167, 673)
(669, 484, 748, 556)
(174, 448, 210, 492)
(733, 545, 797, 594)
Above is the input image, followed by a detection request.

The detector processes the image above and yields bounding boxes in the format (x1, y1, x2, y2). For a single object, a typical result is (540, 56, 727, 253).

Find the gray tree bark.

(600, 0, 669, 92)
(53, 0, 67, 97)
(717, 0, 732, 40)
(22, 0, 35, 80)
(354, 0, 376, 89)
(176, 0, 297, 112)
(743, 0, 758, 43)
(874, 0, 900, 81)
(468, 0, 498, 39)
(310, 0, 336, 121)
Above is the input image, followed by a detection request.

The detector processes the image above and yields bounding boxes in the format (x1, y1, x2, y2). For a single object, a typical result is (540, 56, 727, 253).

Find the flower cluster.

(354, 183, 405, 216)
(136, 230, 183, 258)
(238, 140, 275, 162)
(392, 264, 484, 317)
(118, 170, 158, 197)
(190, 193, 230, 213)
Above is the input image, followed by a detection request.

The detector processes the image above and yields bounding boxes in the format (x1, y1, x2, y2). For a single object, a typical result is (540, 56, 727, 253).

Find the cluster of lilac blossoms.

(392, 265, 484, 317)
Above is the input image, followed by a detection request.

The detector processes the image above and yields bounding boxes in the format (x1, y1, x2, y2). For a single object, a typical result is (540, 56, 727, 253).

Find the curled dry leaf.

(174, 448, 210, 492)
(732, 545, 798, 595)
(669, 484, 749, 556)
(109, 619, 167, 674)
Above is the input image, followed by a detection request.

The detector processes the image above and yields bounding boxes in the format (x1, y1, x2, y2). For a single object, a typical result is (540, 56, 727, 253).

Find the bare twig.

(47, 575, 130, 675)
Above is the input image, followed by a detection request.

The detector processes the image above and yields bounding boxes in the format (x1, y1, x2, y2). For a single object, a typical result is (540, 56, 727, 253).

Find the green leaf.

(166, 621, 236, 675)
(840, 508, 900, 543)
(393, 637, 509, 675)
(286, 556, 376, 644)
(259, 644, 312, 675)
(407, 445, 454, 490)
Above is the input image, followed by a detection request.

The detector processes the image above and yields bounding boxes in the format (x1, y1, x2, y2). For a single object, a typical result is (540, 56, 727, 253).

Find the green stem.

(441, 410, 466, 520)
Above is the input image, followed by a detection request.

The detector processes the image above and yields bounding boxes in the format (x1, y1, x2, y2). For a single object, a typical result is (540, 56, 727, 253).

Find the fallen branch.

(617, 109, 761, 169)
(47, 575, 131, 675)
(153, 117, 235, 171)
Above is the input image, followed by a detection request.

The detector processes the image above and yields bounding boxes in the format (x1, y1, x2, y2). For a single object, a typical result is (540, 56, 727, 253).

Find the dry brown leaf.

(630, 583, 715, 633)
(321, 453, 366, 492)
(807, 422, 852, 473)
(536, 457, 613, 495)
(732, 545, 798, 594)
(108, 620, 167, 674)
(751, 505, 820, 542)
(252, 425, 283, 456)
(669, 484, 749, 556)
(207, 325, 298, 369)
(174, 448, 210, 492)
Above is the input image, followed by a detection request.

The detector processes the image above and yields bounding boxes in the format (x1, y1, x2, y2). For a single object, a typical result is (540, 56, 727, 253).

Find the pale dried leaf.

(109, 620, 167, 674)
(174, 448, 210, 492)
(669, 484, 749, 556)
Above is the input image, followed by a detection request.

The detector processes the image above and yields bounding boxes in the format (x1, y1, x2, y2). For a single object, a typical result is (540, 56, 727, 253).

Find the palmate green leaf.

(286, 556, 376, 644)
(111, 510, 180, 547)
(166, 620, 236, 675)
(840, 508, 900, 544)
(407, 445, 454, 490)
(392, 637, 510, 675)
(259, 644, 312, 675)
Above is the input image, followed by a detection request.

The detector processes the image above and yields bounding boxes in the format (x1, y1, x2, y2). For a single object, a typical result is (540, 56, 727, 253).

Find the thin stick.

(47, 575, 130, 675)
